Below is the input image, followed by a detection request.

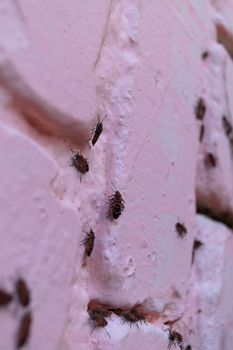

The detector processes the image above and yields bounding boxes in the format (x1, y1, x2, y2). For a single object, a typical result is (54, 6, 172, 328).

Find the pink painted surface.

(0, 1, 233, 350)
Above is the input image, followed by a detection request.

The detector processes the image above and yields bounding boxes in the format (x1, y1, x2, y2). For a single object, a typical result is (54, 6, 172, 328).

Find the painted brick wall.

(0, 1, 233, 350)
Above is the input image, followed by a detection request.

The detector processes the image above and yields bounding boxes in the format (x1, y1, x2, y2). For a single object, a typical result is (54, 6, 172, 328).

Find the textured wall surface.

(0, 1, 233, 350)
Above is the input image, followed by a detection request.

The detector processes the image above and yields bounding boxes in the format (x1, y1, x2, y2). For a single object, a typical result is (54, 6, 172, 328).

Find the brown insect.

(91, 114, 107, 146)
(121, 311, 138, 325)
(195, 98, 206, 121)
(121, 306, 146, 327)
(88, 301, 112, 319)
(0, 288, 13, 307)
(15, 278, 30, 308)
(199, 124, 205, 142)
(168, 328, 183, 349)
(71, 151, 89, 181)
(81, 228, 95, 266)
(16, 311, 32, 348)
(222, 115, 232, 136)
(87, 300, 110, 331)
(202, 51, 209, 60)
(91, 316, 108, 328)
(176, 222, 187, 238)
(191, 240, 203, 264)
(107, 190, 125, 220)
(130, 306, 147, 323)
(205, 152, 217, 168)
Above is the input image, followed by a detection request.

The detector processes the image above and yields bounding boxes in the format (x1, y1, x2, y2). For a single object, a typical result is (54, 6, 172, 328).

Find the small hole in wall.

(216, 23, 233, 59)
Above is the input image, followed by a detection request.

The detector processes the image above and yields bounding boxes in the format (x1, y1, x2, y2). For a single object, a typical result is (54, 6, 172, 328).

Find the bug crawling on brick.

(15, 278, 31, 308)
(0, 288, 13, 308)
(16, 311, 32, 348)
(205, 152, 217, 168)
(195, 98, 206, 121)
(80, 227, 95, 267)
(87, 300, 111, 333)
(91, 114, 107, 146)
(107, 190, 125, 220)
(88, 300, 112, 319)
(71, 150, 89, 181)
(176, 222, 187, 238)
(168, 328, 184, 349)
(121, 305, 147, 328)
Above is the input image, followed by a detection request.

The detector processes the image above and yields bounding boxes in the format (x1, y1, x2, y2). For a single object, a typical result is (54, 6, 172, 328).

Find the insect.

(80, 228, 95, 267)
(222, 115, 232, 136)
(176, 222, 187, 238)
(199, 124, 205, 142)
(0, 288, 13, 307)
(202, 51, 209, 60)
(91, 316, 108, 328)
(71, 151, 89, 181)
(87, 300, 112, 319)
(87, 300, 110, 331)
(185, 345, 192, 350)
(191, 240, 203, 264)
(16, 311, 32, 348)
(205, 152, 217, 168)
(121, 306, 146, 327)
(195, 98, 206, 121)
(130, 306, 146, 324)
(15, 278, 30, 308)
(121, 311, 138, 325)
(91, 114, 107, 146)
(168, 328, 183, 349)
(107, 190, 125, 220)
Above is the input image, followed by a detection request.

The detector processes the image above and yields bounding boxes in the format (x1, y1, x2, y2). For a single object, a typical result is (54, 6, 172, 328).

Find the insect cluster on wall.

(0, 277, 32, 348)
(74, 104, 195, 346)
(71, 114, 125, 267)
(87, 300, 147, 331)
(70, 114, 107, 181)
(194, 97, 220, 171)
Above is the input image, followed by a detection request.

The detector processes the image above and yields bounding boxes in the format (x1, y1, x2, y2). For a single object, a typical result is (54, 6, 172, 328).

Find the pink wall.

(0, 1, 233, 349)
